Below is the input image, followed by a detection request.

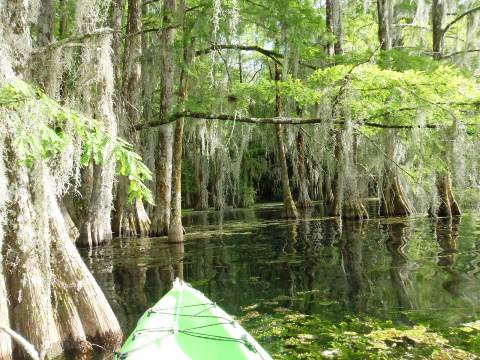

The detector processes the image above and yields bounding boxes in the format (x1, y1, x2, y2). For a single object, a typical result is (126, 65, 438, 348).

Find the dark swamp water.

(76, 204, 480, 359)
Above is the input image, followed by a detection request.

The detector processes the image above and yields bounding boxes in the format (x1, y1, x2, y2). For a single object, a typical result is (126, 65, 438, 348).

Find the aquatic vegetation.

(241, 309, 480, 359)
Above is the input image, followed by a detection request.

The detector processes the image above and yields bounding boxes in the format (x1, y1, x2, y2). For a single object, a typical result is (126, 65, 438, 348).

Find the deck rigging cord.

(116, 301, 268, 360)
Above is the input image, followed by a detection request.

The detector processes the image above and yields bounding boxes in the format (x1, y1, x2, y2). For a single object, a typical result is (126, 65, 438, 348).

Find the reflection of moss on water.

(240, 308, 480, 359)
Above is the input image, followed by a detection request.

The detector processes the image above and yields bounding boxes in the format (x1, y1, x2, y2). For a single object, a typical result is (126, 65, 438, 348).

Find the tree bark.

(380, 169, 415, 217)
(377, 0, 393, 51)
(72, 3, 118, 247)
(37, 0, 55, 47)
(151, 0, 176, 235)
(379, 132, 414, 217)
(110, 0, 125, 86)
(168, 112, 185, 242)
(274, 65, 298, 219)
(194, 147, 209, 211)
(213, 150, 226, 211)
(436, 172, 461, 217)
(114, 0, 151, 237)
(59, 0, 68, 38)
(431, 3, 461, 217)
(296, 130, 312, 208)
(432, 0, 445, 59)
(326, 0, 343, 56)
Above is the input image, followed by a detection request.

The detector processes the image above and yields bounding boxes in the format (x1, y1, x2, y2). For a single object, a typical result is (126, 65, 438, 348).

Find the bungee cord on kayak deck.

(118, 320, 266, 359)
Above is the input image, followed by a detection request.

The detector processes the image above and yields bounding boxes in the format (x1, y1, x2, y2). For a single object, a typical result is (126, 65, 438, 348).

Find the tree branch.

(442, 6, 480, 34)
(135, 110, 467, 130)
(31, 28, 114, 55)
(195, 44, 283, 64)
(194, 44, 318, 69)
(442, 48, 480, 59)
(0, 326, 40, 360)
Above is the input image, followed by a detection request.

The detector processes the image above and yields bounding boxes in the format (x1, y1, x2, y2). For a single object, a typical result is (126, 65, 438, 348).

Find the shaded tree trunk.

(380, 169, 415, 216)
(110, 0, 125, 86)
(327, 0, 366, 219)
(73, 1, 118, 247)
(274, 65, 298, 219)
(168, 0, 190, 243)
(432, 0, 445, 59)
(213, 150, 226, 211)
(1, 1, 120, 358)
(377, 4, 414, 217)
(194, 133, 209, 210)
(331, 131, 343, 217)
(436, 172, 461, 217)
(379, 133, 414, 217)
(114, 0, 151, 237)
(1, 151, 122, 359)
(151, 0, 176, 235)
(377, 0, 393, 50)
(168, 108, 185, 242)
(59, 0, 68, 38)
(326, 0, 343, 56)
(37, 0, 55, 46)
(296, 131, 313, 208)
(431, 1, 461, 217)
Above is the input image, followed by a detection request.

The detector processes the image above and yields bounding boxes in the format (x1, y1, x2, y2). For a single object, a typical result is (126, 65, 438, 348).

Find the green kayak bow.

(116, 279, 272, 360)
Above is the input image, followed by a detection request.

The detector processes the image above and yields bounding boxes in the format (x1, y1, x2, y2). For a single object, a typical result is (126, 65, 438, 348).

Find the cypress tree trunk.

(213, 150, 226, 211)
(331, 131, 343, 217)
(377, 0, 392, 50)
(195, 149, 209, 211)
(436, 172, 461, 217)
(168, 112, 185, 242)
(72, 1, 118, 247)
(1, 149, 122, 359)
(379, 132, 414, 217)
(296, 130, 313, 209)
(431, 2, 461, 217)
(376, 4, 414, 217)
(58, 0, 68, 38)
(326, 0, 343, 56)
(432, 0, 445, 60)
(0, 1, 122, 357)
(151, 0, 176, 235)
(114, 0, 151, 237)
(274, 65, 298, 219)
(37, 0, 55, 46)
(168, 0, 189, 243)
(276, 124, 298, 218)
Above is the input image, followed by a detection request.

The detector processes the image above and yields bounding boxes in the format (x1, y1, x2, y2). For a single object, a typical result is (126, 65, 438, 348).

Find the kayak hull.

(116, 279, 272, 360)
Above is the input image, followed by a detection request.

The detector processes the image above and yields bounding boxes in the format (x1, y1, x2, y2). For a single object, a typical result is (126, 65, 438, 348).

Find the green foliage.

(0, 80, 153, 204)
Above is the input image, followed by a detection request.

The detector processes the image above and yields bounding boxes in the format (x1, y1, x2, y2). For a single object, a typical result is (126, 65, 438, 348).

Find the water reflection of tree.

(434, 217, 461, 296)
(299, 208, 322, 313)
(281, 220, 299, 308)
(385, 223, 416, 312)
(341, 220, 370, 313)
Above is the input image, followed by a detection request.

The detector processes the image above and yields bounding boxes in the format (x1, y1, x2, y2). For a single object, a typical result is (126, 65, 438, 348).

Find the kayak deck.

(116, 279, 272, 360)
